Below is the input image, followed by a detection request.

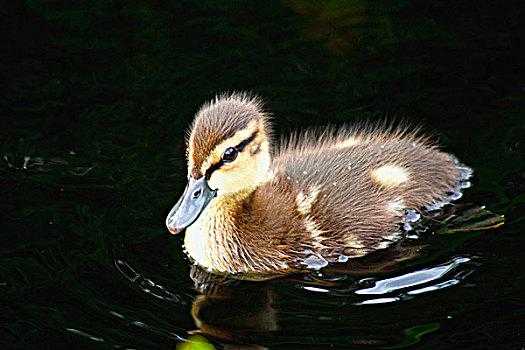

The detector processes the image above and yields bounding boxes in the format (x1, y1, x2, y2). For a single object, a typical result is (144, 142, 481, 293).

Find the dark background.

(2, 1, 524, 349)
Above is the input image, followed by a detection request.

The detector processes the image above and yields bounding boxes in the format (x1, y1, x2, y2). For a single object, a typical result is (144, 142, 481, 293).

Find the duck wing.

(264, 125, 470, 260)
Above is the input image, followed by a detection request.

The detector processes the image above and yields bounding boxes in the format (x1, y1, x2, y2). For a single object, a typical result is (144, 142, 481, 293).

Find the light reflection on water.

(354, 257, 470, 295)
(295, 255, 476, 309)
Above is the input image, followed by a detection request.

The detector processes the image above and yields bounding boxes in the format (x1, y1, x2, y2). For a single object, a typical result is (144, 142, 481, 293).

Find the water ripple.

(355, 256, 471, 295)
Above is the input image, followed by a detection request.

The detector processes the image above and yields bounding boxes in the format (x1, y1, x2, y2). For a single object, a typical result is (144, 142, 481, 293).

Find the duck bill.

(165, 177, 217, 234)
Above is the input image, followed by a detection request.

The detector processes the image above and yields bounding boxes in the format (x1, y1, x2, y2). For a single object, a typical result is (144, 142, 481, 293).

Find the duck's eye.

(222, 147, 238, 163)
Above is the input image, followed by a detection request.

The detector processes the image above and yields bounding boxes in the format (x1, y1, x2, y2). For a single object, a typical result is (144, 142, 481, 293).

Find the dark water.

(2, 1, 524, 349)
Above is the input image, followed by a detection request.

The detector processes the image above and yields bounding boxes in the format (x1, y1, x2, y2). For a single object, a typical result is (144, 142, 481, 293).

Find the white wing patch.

(296, 185, 321, 215)
(295, 186, 329, 249)
(332, 136, 361, 149)
(371, 165, 410, 187)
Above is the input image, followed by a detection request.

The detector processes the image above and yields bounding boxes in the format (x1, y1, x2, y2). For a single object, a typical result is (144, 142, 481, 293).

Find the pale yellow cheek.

(208, 170, 237, 194)
(208, 161, 255, 194)
(208, 146, 272, 195)
(371, 165, 410, 187)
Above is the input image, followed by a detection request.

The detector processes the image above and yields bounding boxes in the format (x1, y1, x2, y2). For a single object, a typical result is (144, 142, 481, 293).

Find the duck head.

(166, 93, 272, 234)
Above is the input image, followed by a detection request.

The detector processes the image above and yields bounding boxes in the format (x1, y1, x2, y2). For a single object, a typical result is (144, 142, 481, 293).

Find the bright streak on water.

(355, 297, 400, 305)
(355, 257, 470, 295)
(303, 286, 330, 293)
(407, 278, 460, 295)
(66, 328, 104, 342)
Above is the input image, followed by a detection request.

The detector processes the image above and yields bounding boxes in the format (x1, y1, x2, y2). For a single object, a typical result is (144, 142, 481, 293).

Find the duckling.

(166, 92, 472, 276)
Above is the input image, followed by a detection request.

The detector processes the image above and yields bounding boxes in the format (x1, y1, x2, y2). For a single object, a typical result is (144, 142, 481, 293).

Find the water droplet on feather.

(448, 191, 463, 201)
(338, 255, 349, 263)
(302, 255, 328, 270)
(404, 210, 421, 223)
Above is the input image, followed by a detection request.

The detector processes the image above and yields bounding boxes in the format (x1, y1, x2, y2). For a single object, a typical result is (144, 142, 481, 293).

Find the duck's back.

(254, 126, 470, 262)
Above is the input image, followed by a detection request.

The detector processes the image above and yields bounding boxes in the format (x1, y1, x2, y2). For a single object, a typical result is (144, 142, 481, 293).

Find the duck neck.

(184, 188, 257, 274)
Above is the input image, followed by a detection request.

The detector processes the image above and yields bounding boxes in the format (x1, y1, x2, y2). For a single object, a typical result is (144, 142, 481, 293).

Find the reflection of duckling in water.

(190, 269, 278, 346)
(166, 93, 473, 276)
(187, 258, 459, 348)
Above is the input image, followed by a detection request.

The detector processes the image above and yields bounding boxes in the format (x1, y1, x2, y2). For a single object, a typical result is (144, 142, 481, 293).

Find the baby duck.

(166, 93, 472, 276)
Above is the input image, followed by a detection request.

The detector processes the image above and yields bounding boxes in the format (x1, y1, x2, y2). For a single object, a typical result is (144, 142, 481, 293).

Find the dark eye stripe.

(235, 131, 257, 152)
(205, 130, 258, 179)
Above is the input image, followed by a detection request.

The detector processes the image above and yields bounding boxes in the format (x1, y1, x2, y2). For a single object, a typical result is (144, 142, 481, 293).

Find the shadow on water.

(1, 0, 524, 349)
